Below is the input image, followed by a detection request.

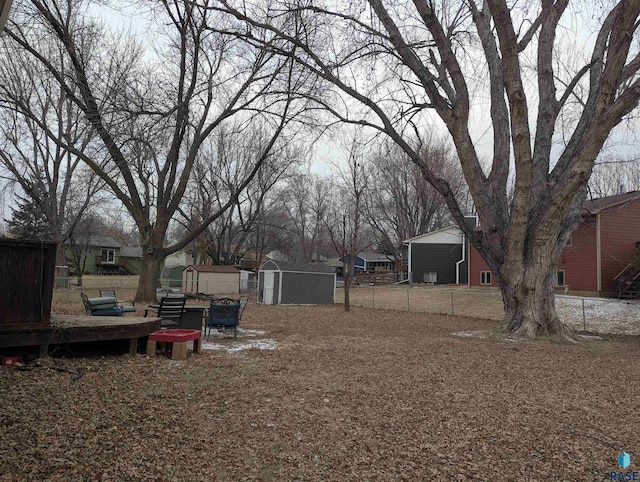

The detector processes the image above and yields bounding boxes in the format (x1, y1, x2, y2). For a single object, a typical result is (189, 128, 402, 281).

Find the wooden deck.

(0, 316, 161, 356)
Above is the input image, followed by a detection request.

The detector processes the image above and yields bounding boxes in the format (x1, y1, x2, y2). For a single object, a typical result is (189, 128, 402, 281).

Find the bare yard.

(1, 301, 639, 480)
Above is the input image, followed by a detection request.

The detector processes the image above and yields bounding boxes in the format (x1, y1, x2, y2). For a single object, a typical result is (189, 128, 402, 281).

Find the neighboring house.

(352, 251, 395, 271)
(164, 249, 198, 268)
(469, 191, 640, 298)
(310, 253, 328, 263)
(182, 265, 240, 295)
(231, 248, 288, 271)
(403, 217, 478, 285)
(326, 258, 343, 277)
(66, 236, 143, 275)
(161, 250, 199, 287)
(404, 226, 469, 285)
(266, 249, 289, 262)
(234, 250, 260, 271)
(119, 246, 143, 275)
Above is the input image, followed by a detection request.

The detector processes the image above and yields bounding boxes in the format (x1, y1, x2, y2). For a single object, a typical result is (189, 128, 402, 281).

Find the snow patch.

(201, 339, 278, 352)
(576, 334, 603, 341)
(451, 330, 486, 339)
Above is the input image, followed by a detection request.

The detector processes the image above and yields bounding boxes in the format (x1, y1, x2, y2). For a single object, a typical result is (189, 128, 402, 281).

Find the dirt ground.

(1, 301, 639, 481)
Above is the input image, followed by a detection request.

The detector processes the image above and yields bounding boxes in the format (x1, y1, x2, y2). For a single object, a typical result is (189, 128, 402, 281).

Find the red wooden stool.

(147, 329, 202, 360)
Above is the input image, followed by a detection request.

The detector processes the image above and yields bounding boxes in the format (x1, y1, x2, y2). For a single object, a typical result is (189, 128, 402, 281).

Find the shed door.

(264, 271, 275, 305)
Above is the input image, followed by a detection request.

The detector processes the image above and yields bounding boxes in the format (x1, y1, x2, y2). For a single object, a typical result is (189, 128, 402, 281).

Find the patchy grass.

(1, 303, 639, 480)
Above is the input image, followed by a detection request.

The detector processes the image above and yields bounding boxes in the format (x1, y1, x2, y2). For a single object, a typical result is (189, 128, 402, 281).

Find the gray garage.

(258, 260, 336, 305)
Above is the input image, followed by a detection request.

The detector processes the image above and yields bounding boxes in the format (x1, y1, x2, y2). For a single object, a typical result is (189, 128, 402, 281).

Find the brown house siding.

(470, 220, 600, 292)
(469, 244, 497, 287)
(468, 196, 640, 296)
(558, 217, 598, 292)
(598, 200, 640, 294)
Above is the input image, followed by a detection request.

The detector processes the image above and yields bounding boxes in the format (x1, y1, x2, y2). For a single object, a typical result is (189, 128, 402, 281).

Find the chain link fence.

(53, 276, 140, 304)
(337, 285, 640, 335)
(53, 275, 258, 304)
(53, 277, 639, 335)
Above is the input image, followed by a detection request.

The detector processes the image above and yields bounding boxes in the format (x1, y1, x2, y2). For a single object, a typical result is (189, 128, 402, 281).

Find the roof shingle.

(582, 191, 640, 214)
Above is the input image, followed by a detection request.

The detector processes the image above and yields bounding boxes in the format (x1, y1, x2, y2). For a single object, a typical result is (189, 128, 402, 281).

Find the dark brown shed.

(0, 238, 57, 327)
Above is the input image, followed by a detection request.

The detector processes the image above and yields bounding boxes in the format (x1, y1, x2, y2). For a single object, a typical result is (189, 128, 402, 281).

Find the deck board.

(0, 315, 162, 351)
(50, 315, 157, 328)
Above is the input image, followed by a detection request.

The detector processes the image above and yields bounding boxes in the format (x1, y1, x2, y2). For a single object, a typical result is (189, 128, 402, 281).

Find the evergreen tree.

(6, 197, 54, 240)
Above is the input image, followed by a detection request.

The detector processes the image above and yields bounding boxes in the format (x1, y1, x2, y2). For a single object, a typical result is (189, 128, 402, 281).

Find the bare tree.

(0, 46, 106, 264)
(177, 124, 301, 265)
(65, 211, 108, 286)
(363, 136, 469, 261)
(277, 171, 330, 262)
(324, 133, 372, 311)
(216, 0, 640, 338)
(5, 0, 309, 301)
(589, 157, 640, 197)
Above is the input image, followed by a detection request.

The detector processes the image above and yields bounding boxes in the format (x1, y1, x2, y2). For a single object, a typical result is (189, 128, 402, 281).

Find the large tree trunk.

(135, 226, 168, 303)
(495, 221, 573, 339)
(135, 251, 164, 303)
(489, 187, 587, 339)
(498, 268, 568, 339)
(343, 257, 351, 312)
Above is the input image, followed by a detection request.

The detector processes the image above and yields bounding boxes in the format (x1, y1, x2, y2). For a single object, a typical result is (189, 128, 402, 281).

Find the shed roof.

(582, 191, 640, 214)
(184, 265, 239, 273)
(260, 259, 336, 274)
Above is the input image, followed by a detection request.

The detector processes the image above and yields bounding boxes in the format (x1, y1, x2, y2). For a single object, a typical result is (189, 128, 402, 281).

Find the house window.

(557, 270, 566, 287)
(424, 272, 437, 283)
(481, 271, 491, 285)
(102, 248, 115, 264)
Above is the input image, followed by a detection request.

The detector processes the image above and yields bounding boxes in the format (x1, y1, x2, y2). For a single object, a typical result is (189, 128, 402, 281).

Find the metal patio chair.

(98, 289, 136, 313)
(206, 298, 241, 340)
(145, 294, 186, 328)
(81, 293, 125, 317)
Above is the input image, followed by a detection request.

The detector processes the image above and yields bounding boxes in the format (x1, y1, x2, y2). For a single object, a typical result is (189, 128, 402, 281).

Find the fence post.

(407, 287, 410, 312)
(582, 298, 586, 332)
(451, 291, 454, 315)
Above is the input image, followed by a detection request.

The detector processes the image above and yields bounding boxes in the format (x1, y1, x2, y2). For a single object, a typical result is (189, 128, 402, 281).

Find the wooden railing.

(354, 270, 398, 285)
(615, 263, 640, 299)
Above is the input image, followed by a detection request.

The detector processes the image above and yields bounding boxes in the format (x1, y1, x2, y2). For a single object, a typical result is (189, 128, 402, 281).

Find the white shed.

(182, 265, 240, 295)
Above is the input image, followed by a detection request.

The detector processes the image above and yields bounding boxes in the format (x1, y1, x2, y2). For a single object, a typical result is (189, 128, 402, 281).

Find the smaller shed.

(162, 264, 184, 288)
(239, 270, 256, 291)
(258, 260, 336, 305)
(182, 265, 240, 295)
